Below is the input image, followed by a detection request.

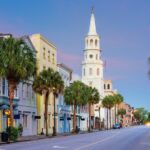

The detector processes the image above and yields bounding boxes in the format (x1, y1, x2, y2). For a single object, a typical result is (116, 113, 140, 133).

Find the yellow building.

(30, 34, 57, 134)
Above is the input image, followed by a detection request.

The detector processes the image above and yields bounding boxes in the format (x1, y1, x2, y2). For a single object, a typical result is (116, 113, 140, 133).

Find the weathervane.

(91, 6, 94, 13)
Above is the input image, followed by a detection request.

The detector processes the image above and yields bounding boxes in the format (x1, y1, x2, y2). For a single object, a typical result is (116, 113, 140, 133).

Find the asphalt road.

(0, 126, 150, 150)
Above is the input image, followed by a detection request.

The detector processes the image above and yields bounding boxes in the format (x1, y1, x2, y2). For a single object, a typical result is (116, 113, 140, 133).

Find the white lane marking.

(52, 145, 66, 149)
(74, 133, 118, 150)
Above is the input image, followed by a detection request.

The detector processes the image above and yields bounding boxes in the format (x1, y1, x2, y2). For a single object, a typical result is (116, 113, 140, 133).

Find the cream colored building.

(104, 80, 117, 128)
(30, 34, 57, 134)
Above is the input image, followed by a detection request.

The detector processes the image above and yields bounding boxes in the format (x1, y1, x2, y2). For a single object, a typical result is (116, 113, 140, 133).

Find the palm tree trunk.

(8, 81, 16, 127)
(109, 108, 111, 129)
(88, 103, 91, 132)
(107, 109, 108, 130)
(45, 92, 49, 136)
(53, 93, 56, 136)
(73, 100, 77, 133)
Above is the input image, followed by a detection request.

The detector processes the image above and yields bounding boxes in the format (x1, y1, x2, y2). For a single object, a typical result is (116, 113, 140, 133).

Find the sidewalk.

(0, 130, 91, 145)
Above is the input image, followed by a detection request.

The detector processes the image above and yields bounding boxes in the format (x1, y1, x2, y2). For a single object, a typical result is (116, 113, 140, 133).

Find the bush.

(7, 127, 19, 141)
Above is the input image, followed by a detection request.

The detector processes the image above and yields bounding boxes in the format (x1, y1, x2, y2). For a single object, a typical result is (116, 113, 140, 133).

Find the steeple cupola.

(85, 11, 100, 50)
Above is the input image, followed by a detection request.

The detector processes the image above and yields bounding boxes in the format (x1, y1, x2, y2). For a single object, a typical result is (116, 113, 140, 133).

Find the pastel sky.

(0, 0, 150, 110)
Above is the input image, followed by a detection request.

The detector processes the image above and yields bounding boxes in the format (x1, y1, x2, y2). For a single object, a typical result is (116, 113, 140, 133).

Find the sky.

(0, 0, 150, 110)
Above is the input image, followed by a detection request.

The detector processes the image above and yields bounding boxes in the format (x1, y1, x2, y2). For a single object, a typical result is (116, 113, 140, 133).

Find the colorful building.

(17, 36, 37, 136)
(57, 63, 72, 133)
(0, 34, 37, 136)
(30, 34, 57, 135)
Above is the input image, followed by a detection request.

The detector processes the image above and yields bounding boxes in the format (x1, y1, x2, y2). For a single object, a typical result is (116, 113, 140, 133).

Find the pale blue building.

(57, 64, 72, 133)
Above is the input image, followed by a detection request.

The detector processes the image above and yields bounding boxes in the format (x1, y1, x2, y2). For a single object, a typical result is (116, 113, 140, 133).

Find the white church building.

(81, 10, 107, 129)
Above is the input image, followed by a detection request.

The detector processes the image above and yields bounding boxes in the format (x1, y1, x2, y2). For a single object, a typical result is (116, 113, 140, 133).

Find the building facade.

(57, 64, 72, 133)
(30, 34, 57, 135)
(81, 11, 106, 128)
(118, 102, 134, 127)
(103, 80, 117, 128)
(17, 36, 37, 136)
(0, 34, 37, 136)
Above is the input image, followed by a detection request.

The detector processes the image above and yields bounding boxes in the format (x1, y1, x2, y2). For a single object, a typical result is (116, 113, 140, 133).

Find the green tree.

(147, 112, 150, 121)
(102, 95, 115, 129)
(86, 87, 100, 132)
(113, 94, 124, 123)
(118, 108, 126, 124)
(64, 81, 87, 133)
(0, 37, 36, 127)
(134, 108, 148, 124)
(33, 68, 64, 136)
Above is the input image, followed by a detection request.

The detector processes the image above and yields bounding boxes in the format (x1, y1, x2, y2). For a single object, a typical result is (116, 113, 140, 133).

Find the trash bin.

(1, 132, 8, 142)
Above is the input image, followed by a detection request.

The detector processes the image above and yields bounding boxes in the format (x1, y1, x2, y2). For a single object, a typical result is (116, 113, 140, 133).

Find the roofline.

(57, 63, 73, 73)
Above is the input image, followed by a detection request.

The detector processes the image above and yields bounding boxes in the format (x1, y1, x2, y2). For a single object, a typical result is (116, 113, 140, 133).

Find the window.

(86, 40, 88, 47)
(23, 114, 27, 128)
(89, 68, 92, 76)
(95, 39, 98, 47)
(90, 39, 93, 46)
(89, 54, 93, 59)
(97, 68, 99, 76)
(43, 47, 46, 59)
(48, 50, 50, 62)
(107, 84, 110, 90)
(96, 54, 98, 60)
(104, 84, 106, 90)
(52, 54, 55, 64)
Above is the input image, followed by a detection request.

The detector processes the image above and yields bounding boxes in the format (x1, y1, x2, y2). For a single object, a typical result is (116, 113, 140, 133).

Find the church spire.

(88, 8, 97, 35)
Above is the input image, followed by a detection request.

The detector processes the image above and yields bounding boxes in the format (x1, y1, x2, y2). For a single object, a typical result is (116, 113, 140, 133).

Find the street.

(0, 126, 150, 150)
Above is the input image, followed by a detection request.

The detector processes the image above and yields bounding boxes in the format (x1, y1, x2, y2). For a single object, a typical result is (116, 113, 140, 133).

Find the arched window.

(95, 39, 98, 47)
(97, 68, 99, 76)
(96, 54, 98, 60)
(90, 39, 93, 47)
(104, 84, 106, 90)
(86, 40, 88, 47)
(107, 84, 110, 89)
(89, 68, 92, 76)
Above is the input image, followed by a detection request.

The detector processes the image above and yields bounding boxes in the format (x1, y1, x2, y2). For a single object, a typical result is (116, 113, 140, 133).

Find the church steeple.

(88, 8, 97, 36)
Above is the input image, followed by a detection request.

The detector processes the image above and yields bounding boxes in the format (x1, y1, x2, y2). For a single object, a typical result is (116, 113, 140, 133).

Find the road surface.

(0, 126, 150, 150)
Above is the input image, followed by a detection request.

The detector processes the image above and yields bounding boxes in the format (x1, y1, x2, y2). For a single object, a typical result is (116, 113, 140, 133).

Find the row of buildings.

(0, 11, 136, 136)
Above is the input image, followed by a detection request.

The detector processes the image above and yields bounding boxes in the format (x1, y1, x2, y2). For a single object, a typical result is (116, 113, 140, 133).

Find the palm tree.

(64, 81, 87, 133)
(33, 68, 64, 136)
(51, 71, 64, 136)
(0, 37, 36, 127)
(118, 108, 126, 125)
(86, 87, 99, 132)
(102, 95, 114, 129)
(113, 94, 124, 123)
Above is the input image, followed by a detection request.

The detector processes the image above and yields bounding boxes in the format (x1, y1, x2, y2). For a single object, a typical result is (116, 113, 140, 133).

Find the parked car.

(113, 123, 121, 129)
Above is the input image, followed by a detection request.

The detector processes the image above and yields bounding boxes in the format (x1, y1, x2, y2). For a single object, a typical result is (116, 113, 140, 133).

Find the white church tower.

(82, 10, 106, 127)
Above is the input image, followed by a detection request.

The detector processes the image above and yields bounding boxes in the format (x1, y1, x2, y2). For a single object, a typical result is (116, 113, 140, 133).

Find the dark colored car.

(113, 123, 121, 129)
